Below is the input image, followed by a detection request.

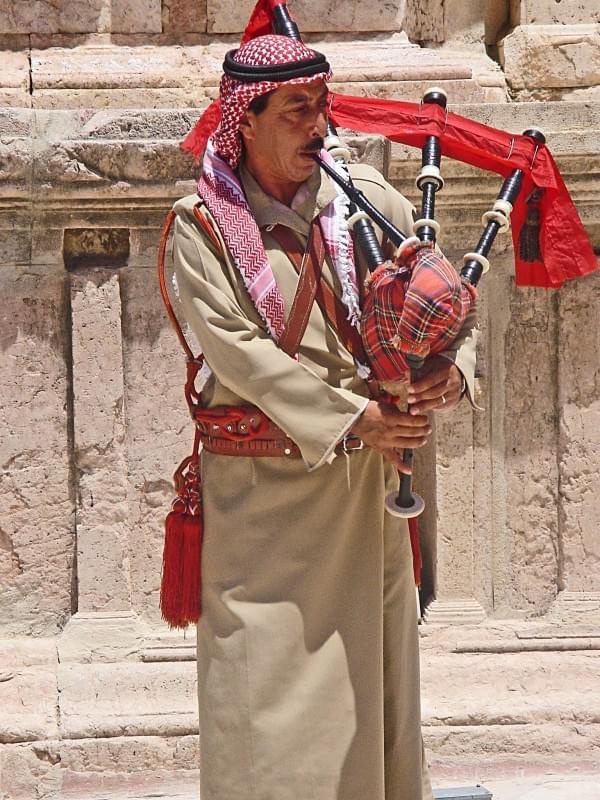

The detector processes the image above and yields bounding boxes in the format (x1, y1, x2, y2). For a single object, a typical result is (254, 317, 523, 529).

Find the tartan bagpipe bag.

(361, 239, 476, 384)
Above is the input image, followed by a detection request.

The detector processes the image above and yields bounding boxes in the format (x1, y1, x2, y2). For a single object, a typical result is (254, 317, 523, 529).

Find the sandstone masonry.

(1, 1, 599, 797)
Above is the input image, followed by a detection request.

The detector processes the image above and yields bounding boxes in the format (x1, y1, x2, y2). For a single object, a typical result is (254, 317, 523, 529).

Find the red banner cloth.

(329, 93, 597, 289)
(182, 0, 597, 290)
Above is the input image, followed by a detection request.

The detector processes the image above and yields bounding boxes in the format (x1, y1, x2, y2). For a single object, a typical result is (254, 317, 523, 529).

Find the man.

(172, 34, 476, 800)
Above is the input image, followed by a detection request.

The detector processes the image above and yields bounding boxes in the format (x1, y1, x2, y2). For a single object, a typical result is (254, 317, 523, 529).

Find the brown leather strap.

(270, 222, 369, 365)
(192, 202, 225, 257)
(276, 220, 325, 357)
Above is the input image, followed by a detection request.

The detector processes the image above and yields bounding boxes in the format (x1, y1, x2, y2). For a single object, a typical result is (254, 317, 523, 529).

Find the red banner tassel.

(408, 517, 422, 587)
(159, 439, 203, 629)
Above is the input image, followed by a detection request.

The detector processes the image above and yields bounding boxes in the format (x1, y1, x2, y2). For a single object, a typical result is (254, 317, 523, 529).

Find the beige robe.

(172, 162, 478, 800)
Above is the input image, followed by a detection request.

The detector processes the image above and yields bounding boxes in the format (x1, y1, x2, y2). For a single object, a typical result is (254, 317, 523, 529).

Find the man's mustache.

(303, 138, 325, 154)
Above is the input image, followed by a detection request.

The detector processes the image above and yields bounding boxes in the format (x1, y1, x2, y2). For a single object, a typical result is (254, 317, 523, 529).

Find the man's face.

(239, 80, 328, 192)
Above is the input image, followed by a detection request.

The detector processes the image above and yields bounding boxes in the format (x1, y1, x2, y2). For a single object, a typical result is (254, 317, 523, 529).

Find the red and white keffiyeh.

(197, 35, 362, 344)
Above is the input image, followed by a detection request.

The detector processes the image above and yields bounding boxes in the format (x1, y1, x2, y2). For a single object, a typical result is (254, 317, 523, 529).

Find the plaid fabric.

(362, 242, 475, 383)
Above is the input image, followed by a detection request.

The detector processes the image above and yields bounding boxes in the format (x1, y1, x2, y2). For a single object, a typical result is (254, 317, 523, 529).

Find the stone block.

(0, 2, 59, 34)
(207, 0, 405, 33)
(0, 270, 74, 637)
(58, 661, 198, 737)
(162, 0, 207, 33)
(500, 24, 600, 97)
(0, 0, 161, 34)
(25, 36, 501, 108)
(0, 742, 63, 800)
(433, 402, 479, 603)
(0, 735, 199, 800)
(0, 50, 30, 106)
(512, 0, 600, 26)
(442, 0, 485, 45)
(110, 0, 163, 34)
(0, 668, 59, 743)
(404, 0, 444, 44)
(58, 612, 147, 663)
(0, 639, 59, 744)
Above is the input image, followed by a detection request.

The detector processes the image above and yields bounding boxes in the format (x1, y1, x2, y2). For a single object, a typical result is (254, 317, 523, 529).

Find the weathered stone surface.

(162, 0, 207, 33)
(119, 267, 192, 622)
(404, 0, 444, 43)
(70, 269, 131, 611)
(0, 270, 74, 637)
(442, 0, 485, 45)
(504, 284, 560, 614)
(405, 0, 485, 46)
(0, 639, 59, 744)
(58, 612, 148, 663)
(511, 0, 600, 26)
(500, 24, 600, 98)
(0, 49, 30, 107)
(430, 400, 486, 622)
(111, 0, 163, 34)
(0, 734, 200, 800)
(0, 0, 161, 34)
(557, 273, 600, 593)
(25, 37, 501, 108)
(207, 0, 405, 34)
(58, 661, 198, 737)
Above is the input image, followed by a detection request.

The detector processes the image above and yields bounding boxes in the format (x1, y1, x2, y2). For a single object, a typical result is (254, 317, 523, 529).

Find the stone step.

(1, 34, 506, 109)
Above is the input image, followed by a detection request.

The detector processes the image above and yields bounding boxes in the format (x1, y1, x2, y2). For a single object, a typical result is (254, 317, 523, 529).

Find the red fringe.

(160, 508, 203, 629)
(408, 517, 422, 587)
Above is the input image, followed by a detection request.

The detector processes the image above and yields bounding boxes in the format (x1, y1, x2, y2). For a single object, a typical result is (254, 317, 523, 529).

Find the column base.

(422, 598, 486, 625)
(546, 591, 600, 626)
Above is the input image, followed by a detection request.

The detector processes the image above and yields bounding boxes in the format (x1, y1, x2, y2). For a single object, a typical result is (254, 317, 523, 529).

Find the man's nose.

(310, 109, 328, 137)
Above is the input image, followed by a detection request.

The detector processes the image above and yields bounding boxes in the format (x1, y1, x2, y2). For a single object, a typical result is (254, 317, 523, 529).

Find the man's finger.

(382, 449, 412, 475)
(386, 413, 431, 427)
(408, 378, 449, 405)
(409, 395, 458, 415)
(409, 367, 451, 394)
(387, 434, 430, 449)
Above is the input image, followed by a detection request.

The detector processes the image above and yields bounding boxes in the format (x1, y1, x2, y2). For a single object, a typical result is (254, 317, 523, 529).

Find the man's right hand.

(350, 401, 431, 474)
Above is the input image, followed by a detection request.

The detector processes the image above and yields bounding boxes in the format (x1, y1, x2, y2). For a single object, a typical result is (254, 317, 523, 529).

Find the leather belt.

(195, 405, 364, 459)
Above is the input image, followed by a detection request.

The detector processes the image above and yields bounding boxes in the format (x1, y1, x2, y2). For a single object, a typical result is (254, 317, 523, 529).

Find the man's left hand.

(407, 355, 464, 414)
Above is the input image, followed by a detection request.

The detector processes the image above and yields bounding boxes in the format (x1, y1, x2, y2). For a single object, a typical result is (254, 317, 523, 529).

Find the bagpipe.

(181, 0, 596, 523)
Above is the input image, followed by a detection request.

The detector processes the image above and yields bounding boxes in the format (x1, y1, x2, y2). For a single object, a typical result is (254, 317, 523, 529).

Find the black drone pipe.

(272, 2, 393, 270)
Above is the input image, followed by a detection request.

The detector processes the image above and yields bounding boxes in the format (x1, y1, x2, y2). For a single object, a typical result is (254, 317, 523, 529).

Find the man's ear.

(239, 111, 255, 143)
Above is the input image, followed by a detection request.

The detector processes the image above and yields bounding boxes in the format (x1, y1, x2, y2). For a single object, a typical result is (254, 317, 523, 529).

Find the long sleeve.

(172, 202, 368, 470)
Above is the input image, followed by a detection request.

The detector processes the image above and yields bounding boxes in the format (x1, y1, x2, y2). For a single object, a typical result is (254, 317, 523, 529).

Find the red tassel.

(408, 517, 422, 587)
(160, 454, 203, 629)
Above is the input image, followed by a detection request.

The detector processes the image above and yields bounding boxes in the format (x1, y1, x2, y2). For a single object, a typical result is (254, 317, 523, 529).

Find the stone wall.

(1, 1, 599, 797)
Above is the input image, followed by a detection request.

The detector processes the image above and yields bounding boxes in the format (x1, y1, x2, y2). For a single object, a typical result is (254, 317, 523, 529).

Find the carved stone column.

(423, 402, 487, 625)
(553, 273, 600, 622)
(60, 238, 141, 661)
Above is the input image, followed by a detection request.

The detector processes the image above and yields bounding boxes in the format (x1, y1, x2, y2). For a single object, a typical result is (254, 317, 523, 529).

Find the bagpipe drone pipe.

(182, 0, 597, 525)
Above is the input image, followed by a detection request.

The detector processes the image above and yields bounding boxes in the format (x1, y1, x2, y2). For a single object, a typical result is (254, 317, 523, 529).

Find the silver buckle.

(343, 434, 364, 453)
